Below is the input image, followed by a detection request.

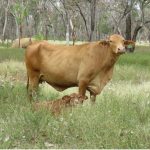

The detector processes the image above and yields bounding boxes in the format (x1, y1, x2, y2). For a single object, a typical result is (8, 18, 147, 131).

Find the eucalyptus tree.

(10, 0, 29, 47)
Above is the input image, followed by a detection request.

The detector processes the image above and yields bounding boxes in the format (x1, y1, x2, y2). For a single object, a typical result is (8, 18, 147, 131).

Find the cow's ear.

(124, 40, 135, 45)
(124, 40, 135, 48)
(124, 40, 130, 46)
(99, 40, 110, 46)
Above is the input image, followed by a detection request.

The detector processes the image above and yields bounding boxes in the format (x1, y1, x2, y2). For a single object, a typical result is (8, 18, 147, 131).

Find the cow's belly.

(40, 68, 78, 89)
(40, 71, 100, 93)
(50, 84, 77, 92)
(39, 72, 77, 91)
(40, 53, 80, 85)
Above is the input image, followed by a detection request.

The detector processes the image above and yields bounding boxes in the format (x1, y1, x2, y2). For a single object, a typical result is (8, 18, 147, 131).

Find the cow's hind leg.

(27, 71, 40, 102)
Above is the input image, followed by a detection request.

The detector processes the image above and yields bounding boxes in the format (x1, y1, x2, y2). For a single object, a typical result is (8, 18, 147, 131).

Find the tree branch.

(75, 1, 89, 39)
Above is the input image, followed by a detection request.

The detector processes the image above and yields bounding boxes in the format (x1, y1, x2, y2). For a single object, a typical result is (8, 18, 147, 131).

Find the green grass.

(0, 46, 150, 148)
(0, 48, 24, 62)
(118, 48, 150, 67)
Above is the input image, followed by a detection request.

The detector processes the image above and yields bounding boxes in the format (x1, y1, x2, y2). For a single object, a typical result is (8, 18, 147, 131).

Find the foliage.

(33, 34, 45, 40)
(10, 0, 29, 24)
(98, 15, 111, 34)
(1, 0, 150, 41)
(0, 48, 24, 62)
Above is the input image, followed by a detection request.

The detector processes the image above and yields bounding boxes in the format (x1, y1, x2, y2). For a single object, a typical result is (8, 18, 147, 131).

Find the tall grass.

(0, 46, 150, 148)
(0, 48, 24, 62)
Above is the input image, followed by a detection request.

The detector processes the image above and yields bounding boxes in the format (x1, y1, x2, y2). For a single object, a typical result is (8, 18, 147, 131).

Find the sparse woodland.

(0, 0, 150, 42)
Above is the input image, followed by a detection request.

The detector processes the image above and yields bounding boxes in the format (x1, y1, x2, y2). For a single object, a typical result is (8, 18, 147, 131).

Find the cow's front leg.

(87, 75, 100, 104)
(88, 67, 114, 104)
(78, 78, 89, 102)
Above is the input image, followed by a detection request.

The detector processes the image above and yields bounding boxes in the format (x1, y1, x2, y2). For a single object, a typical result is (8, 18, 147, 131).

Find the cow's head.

(105, 34, 135, 54)
(100, 34, 135, 54)
(62, 93, 88, 106)
(107, 34, 126, 54)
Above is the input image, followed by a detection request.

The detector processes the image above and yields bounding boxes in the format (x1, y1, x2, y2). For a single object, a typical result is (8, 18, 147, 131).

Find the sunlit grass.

(0, 46, 150, 148)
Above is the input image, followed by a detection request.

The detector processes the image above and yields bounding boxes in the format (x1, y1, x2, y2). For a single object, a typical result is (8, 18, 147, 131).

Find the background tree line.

(0, 0, 150, 43)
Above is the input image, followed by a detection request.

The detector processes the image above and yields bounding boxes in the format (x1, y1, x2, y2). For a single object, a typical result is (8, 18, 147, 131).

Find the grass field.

(0, 46, 150, 148)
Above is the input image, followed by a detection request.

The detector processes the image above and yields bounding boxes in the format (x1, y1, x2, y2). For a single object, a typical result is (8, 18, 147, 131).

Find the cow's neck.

(102, 47, 119, 70)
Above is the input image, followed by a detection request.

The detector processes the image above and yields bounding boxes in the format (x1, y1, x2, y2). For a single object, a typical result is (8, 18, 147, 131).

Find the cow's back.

(38, 44, 88, 85)
(25, 42, 89, 86)
(25, 41, 110, 89)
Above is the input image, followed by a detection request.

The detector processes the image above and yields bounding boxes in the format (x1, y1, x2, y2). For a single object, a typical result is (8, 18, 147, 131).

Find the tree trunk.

(45, 25, 48, 40)
(125, 13, 132, 40)
(15, 18, 19, 38)
(75, 2, 90, 40)
(70, 19, 76, 45)
(18, 23, 23, 48)
(20, 23, 23, 38)
(132, 25, 142, 42)
(112, 16, 122, 35)
(66, 23, 69, 45)
(2, 0, 9, 41)
(89, 0, 96, 41)
(132, 20, 150, 42)
(72, 28, 76, 45)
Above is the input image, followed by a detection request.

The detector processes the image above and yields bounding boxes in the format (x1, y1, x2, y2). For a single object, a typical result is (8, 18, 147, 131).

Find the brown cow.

(33, 93, 88, 115)
(25, 34, 133, 102)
